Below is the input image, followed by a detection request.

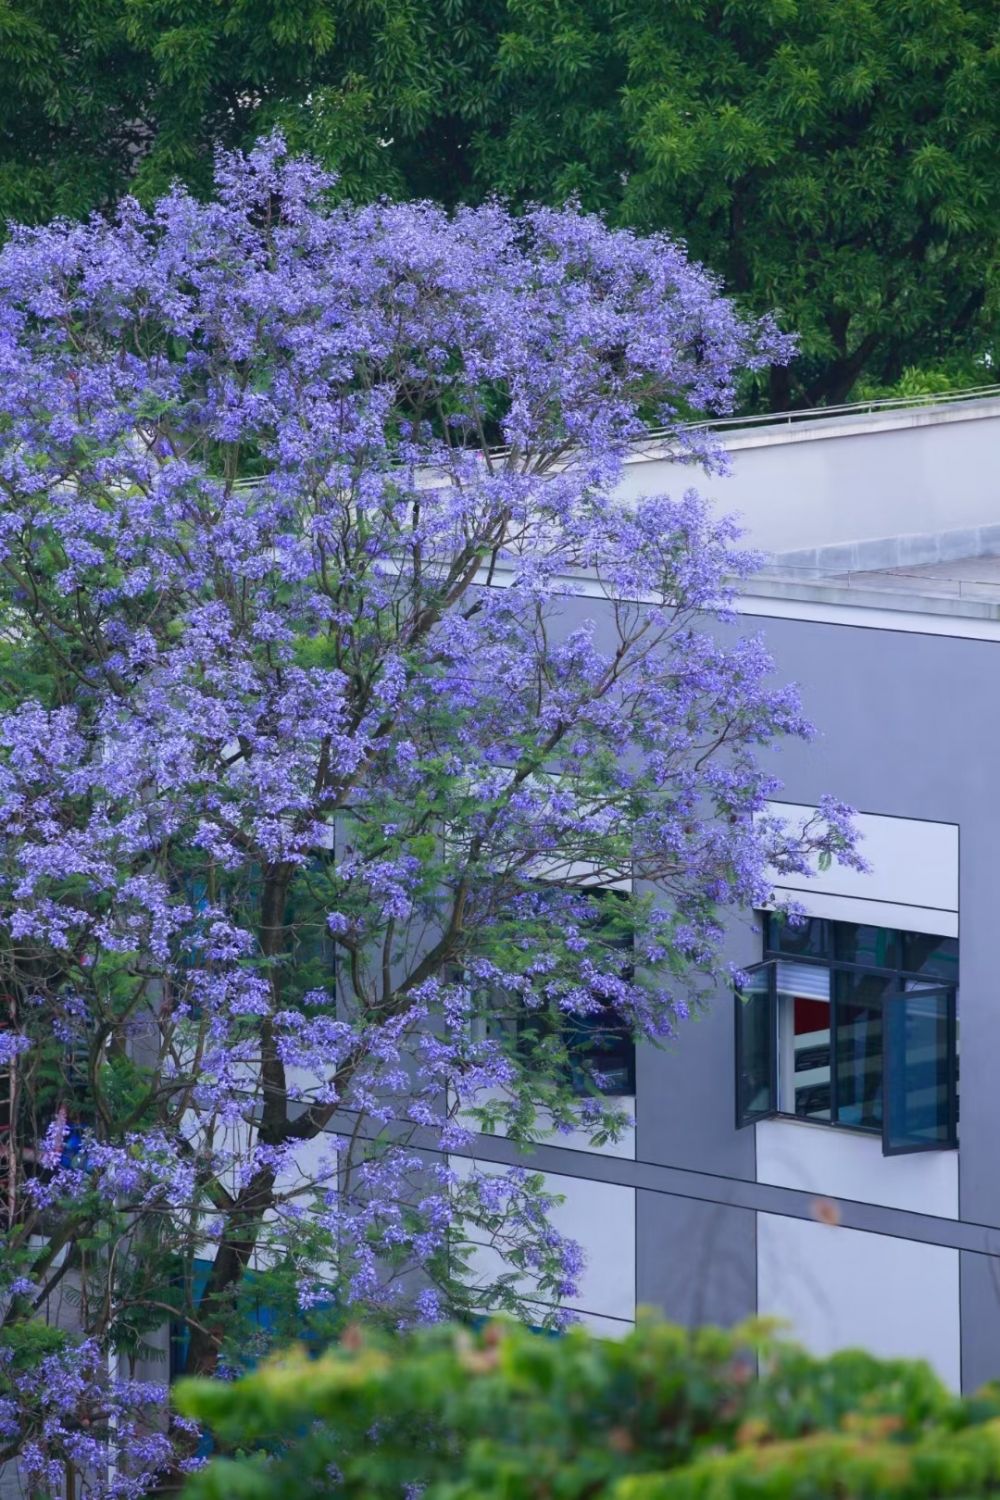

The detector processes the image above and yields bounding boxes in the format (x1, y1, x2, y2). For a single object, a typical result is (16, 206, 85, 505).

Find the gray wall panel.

(634, 956, 757, 1180)
(635, 1189, 756, 1329)
(514, 573, 1000, 1381)
(961, 1249, 1000, 1391)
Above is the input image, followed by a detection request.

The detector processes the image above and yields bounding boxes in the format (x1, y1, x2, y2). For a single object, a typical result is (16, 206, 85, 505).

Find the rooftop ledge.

(742, 564, 1000, 622)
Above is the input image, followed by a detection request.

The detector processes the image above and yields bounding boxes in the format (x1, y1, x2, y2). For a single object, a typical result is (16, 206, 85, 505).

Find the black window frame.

(735, 915, 958, 1155)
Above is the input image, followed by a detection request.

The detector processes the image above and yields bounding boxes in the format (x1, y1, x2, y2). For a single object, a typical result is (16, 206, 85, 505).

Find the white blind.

(775, 960, 830, 1002)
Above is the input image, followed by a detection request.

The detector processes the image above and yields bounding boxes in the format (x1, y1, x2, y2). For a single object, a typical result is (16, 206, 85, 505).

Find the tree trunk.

(182, 863, 293, 1378)
(181, 1166, 279, 1379)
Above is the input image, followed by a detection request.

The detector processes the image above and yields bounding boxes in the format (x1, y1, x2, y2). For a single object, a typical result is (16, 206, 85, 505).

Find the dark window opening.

(521, 889, 635, 1098)
(516, 1004, 636, 1098)
(470, 888, 637, 1099)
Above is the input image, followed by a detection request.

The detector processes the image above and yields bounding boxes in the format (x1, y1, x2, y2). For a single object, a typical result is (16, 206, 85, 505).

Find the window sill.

(772, 1111, 880, 1139)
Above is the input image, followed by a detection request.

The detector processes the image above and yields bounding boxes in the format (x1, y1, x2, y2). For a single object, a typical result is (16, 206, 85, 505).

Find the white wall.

(765, 802, 958, 937)
(575, 1310, 634, 1338)
(458, 1084, 636, 1160)
(618, 400, 1000, 556)
(756, 1117, 958, 1218)
(451, 1156, 635, 1326)
(756, 1212, 961, 1389)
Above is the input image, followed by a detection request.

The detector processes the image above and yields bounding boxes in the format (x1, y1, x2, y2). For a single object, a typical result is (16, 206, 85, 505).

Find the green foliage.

(0, 1320, 68, 1380)
(470, 0, 1000, 409)
(176, 1316, 1000, 1499)
(0, 0, 494, 219)
(0, 2, 995, 406)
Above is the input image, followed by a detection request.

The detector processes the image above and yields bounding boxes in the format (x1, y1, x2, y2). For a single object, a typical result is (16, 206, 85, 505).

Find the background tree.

(0, 137, 858, 1493)
(0, 0, 490, 218)
(0, 1, 996, 408)
(469, 0, 1000, 409)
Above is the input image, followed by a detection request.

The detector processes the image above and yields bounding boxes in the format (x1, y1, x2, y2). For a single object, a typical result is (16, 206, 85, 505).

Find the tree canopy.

(473, 0, 1000, 408)
(0, 0, 996, 407)
(0, 137, 858, 1493)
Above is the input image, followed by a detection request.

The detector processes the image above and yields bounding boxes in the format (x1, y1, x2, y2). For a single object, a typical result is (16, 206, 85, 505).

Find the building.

(461, 389, 1000, 1393)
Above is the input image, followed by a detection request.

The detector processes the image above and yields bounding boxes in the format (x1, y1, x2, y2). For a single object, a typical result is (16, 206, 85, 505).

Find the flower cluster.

(0, 135, 856, 1489)
(0, 1339, 197, 1499)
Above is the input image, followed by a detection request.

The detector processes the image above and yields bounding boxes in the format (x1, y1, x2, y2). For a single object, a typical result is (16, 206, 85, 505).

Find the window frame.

(733, 960, 777, 1129)
(882, 983, 959, 1156)
(734, 915, 958, 1153)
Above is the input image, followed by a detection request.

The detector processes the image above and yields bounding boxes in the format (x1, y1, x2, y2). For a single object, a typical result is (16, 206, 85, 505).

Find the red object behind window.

(794, 996, 830, 1035)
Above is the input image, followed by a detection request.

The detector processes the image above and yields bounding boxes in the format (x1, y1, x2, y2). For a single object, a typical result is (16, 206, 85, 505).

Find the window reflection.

(900, 931, 959, 982)
(885, 985, 953, 1150)
(835, 971, 891, 1128)
(832, 923, 901, 969)
(770, 916, 829, 959)
(736, 966, 773, 1120)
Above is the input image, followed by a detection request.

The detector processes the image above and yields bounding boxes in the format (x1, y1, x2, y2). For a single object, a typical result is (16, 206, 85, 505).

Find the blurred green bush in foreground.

(175, 1316, 1000, 1500)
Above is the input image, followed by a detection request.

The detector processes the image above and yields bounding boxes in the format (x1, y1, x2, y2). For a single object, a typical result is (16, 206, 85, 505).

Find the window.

(474, 887, 636, 1098)
(735, 916, 957, 1155)
(516, 996, 636, 1097)
(178, 854, 337, 987)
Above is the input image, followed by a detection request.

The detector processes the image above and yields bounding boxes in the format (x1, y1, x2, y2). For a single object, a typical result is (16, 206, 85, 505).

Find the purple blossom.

(0, 132, 857, 1490)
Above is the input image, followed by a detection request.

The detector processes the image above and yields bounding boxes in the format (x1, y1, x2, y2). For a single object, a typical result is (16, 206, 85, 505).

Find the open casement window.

(883, 985, 958, 1155)
(734, 962, 777, 1126)
(734, 958, 957, 1155)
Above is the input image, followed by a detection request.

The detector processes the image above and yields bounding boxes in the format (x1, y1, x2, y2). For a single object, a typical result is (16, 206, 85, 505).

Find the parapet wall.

(618, 394, 1000, 557)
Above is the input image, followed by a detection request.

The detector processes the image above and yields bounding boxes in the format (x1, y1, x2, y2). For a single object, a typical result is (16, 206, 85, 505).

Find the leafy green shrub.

(175, 1317, 1000, 1500)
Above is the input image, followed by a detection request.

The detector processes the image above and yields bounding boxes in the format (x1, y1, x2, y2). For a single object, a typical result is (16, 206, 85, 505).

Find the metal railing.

(662, 382, 1000, 438)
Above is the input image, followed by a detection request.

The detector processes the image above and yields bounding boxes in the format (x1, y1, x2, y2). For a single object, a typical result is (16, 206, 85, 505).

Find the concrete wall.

(636, 1194, 755, 1329)
(618, 399, 1000, 556)
(416, 407, 1000, 1376)
(680, 611, 1000, 1387)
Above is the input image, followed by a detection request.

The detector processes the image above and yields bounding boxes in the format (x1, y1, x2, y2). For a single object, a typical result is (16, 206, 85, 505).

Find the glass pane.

(565, 1011, 635, 1096)
(834, 971, 889, 1129)
(767, 914, 829, 959)
(884, 985, 954, 1153)
(832, 923, 901, 969)
(511, 886, 637, 1097)
(900, 931, 959, 982)
(735, 965, 774, 1124)
(777, 966, 831, 1120)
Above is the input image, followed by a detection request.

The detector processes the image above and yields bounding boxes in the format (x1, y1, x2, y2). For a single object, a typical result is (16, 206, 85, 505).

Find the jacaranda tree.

(0, 137, 859, 1495)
